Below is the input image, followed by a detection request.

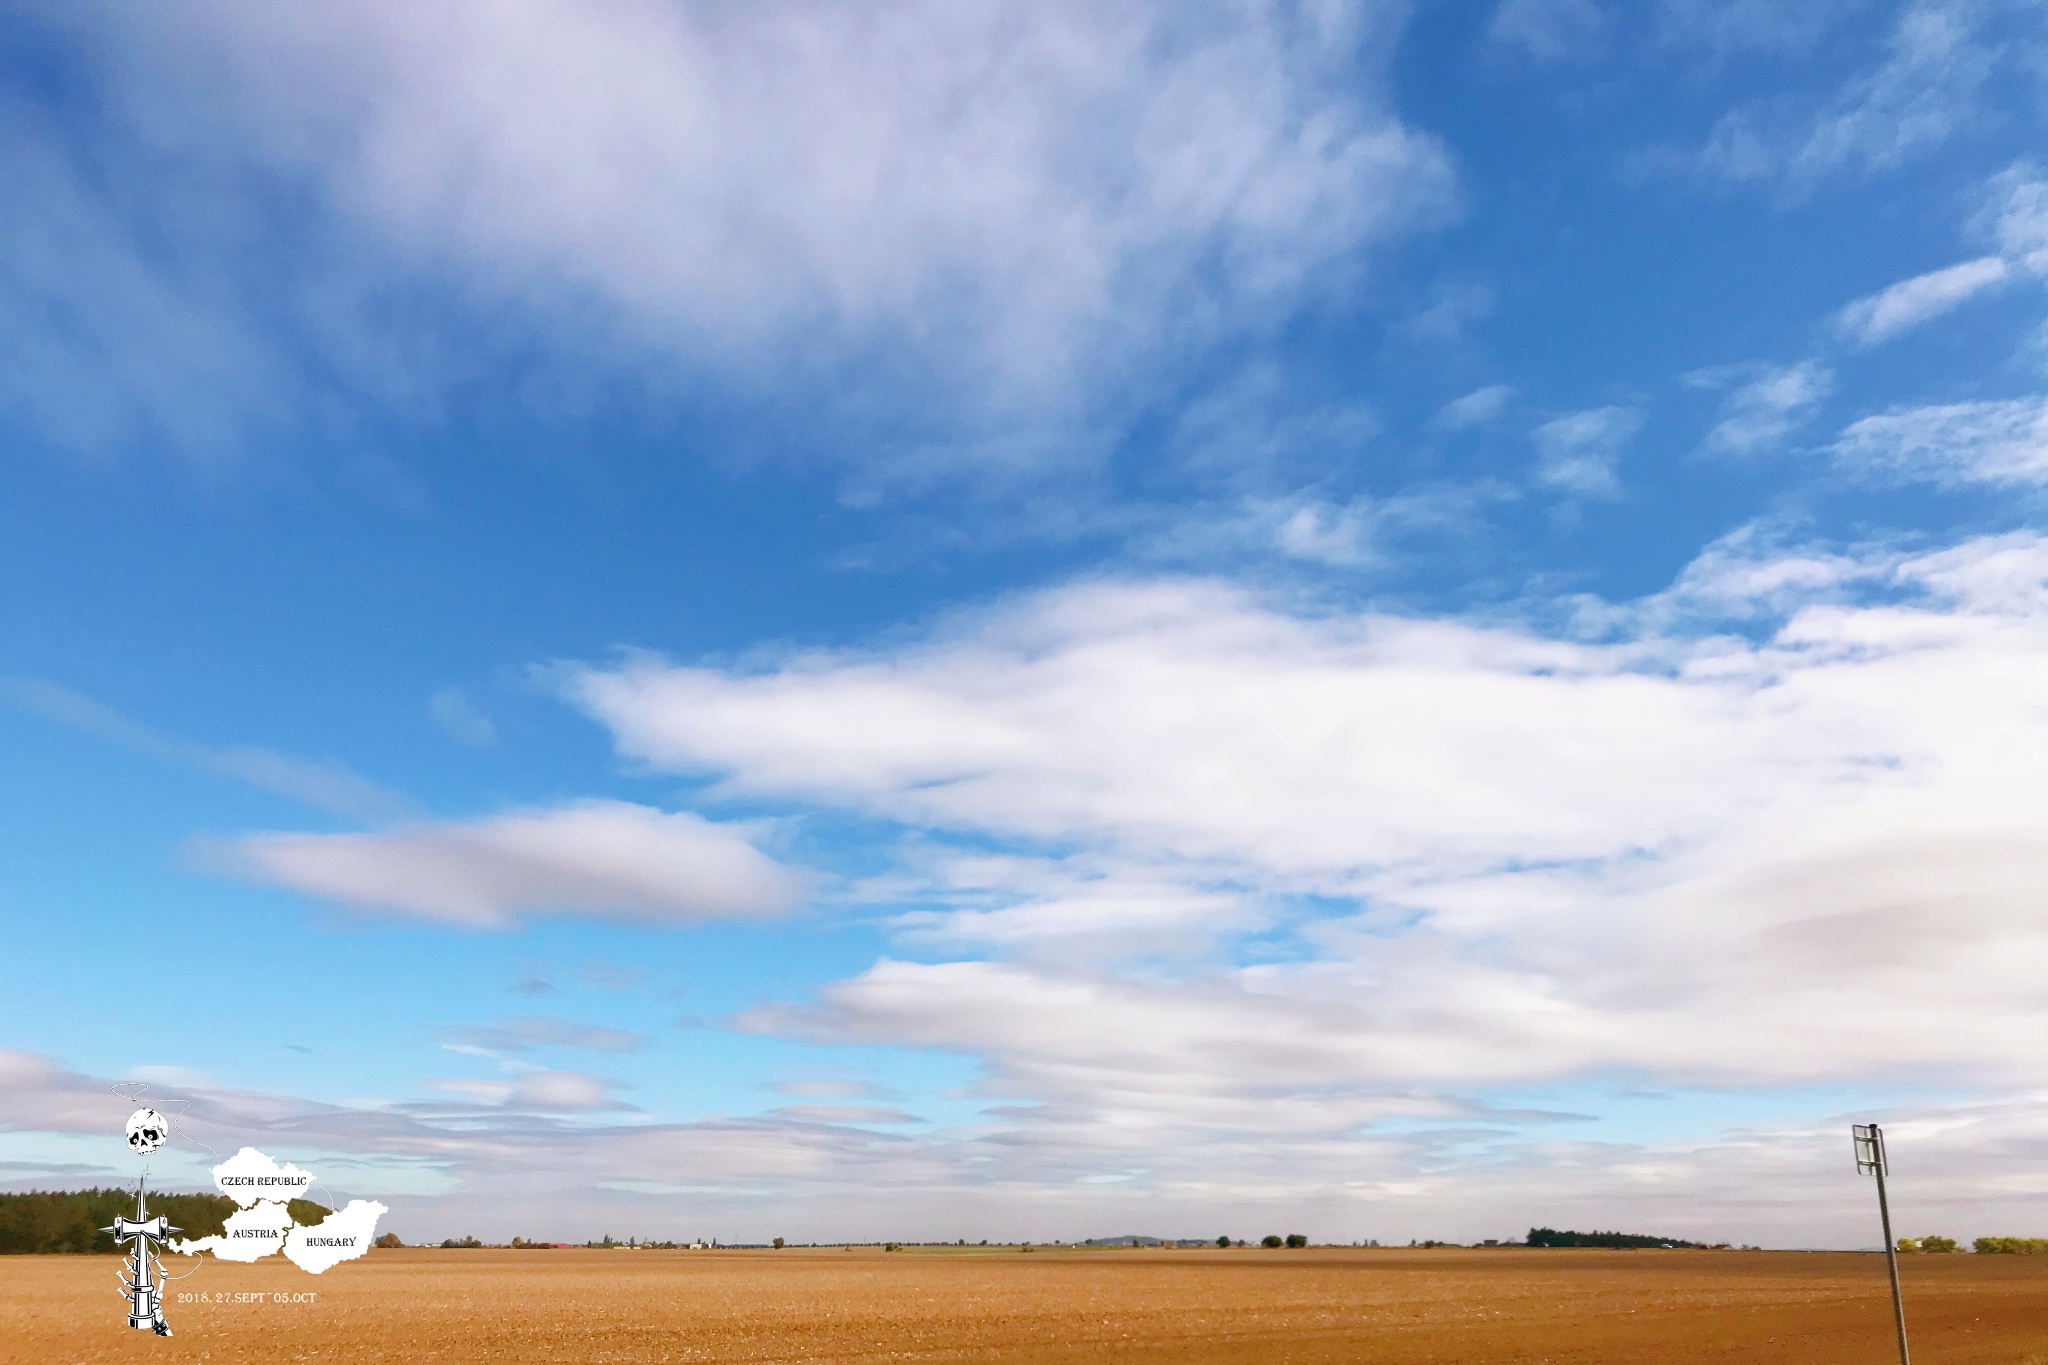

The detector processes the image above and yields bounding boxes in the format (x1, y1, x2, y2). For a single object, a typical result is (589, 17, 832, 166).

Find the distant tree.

(286, 1199, 333, 1227)
(0, 1188, 307, 1254)
(1285, 1234, 1308, 1248)
(1261, 1235, 1285, 1248)
(441, 1235, 482, 1248)
(1216, 1235, 1231, 1247)
(374, 1233, 403, 1249)
(1975, 1237, 2048, 1255)
(1526, 1227, 1701, 1250)
(1898, 1236, 1959, 1253)
(773, 1237, 785, 1249)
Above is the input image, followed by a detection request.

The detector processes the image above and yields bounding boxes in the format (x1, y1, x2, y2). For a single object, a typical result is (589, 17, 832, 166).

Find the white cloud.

(1432, 384, 1514, 431)
(510, 1071, 632, 1111)
(1400, 281, 1493, 342)
(1656, 0, 1862, 58)
(1170, 362, 1379, 487)
(1695, 1, 1998, 189)
(1488, 0, 1605, 63)
(1835, 257, 2009, 346)
(1832, 396, 2048, 486)
(889, 882, 1263, 961)
(579, 571, 1776, 883)
(1530, 406, 1639, 497)
(9, 1027, 2048, 1245)
(1272, 499, 1389, 566)
(0, 676, 412, 823)
(1270, 486, 1489, 567)
(429, 687, 497, 748)
(1982, 162, 2048, 276)
(28, 0, 1453, 469)
(427, 1069, 633, 1111)
(1689, 361, 1832, 455)
(773, 1105, 921, 1125)
(0, 123, 297, 460)
(569, 531, 2048, 1122)
(770, 1080, 888, 1100)
(440, 1016, 648, 1055)
(1130, 481, 1500, 573)
(217, 800, 804, 927)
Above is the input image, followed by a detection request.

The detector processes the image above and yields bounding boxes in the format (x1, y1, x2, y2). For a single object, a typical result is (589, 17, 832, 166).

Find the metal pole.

(1859, 1125, 1910, 1365)
(1874, 1157, 1909, 1365)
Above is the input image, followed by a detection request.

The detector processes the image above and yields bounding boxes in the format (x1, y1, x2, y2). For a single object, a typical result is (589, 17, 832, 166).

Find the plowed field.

(7, 1246, 2047, 1363)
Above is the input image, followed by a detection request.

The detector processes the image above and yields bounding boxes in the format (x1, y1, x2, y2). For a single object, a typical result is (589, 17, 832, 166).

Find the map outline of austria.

(173, 1147, 388, 1274)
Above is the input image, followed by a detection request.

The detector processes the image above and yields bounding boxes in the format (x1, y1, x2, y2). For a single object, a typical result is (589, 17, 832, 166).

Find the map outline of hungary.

(173, 1147, 388, 1274)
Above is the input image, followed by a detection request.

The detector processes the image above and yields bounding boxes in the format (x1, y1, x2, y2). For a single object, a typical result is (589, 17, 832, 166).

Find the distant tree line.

(0, 1189, 330, 1254)
(1526, 1227, 1703, 1249)
(1893, 1236, 2048, 1254)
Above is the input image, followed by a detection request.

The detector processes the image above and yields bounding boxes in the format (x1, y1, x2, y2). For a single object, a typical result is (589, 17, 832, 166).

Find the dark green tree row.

(0, 1189, 330, 1254)
(1525, 1227, 1703, 1249)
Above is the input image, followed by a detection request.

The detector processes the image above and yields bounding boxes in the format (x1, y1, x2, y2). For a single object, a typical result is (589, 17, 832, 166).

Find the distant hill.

(0, 1189, 332, 1254)
(1081, 1235, 1167, 1246)
(1526, 1227, 1702, 1250)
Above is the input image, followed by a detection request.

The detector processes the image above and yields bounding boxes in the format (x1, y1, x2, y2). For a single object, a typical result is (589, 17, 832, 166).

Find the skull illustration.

(125, 1108, 169, 1155)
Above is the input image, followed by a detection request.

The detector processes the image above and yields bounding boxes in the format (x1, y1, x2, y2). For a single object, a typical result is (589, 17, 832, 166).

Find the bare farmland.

(7, 1245, 2047, 1363)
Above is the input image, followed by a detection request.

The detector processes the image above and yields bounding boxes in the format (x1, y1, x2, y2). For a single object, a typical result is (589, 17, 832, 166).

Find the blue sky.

(6, 0, 2048, 1248)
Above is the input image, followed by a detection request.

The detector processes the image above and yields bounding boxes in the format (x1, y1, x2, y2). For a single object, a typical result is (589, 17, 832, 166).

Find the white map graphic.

(212, 1147, 314, 1207)
(173, 1147, 387, 1275)
(183, 1199, 295, 1263)
(284, 1199, 387, 1273)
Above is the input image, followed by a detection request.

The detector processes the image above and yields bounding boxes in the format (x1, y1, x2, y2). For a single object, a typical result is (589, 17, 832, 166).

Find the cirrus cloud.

(12, 0, 1455, 473)
(1831, 395, 2048, 487)
(1688, 360, 1832, 456)
(1834, 256, 2009, 347)
(1530, 406, 1639, 498)
(1693, 0, 2001, 190)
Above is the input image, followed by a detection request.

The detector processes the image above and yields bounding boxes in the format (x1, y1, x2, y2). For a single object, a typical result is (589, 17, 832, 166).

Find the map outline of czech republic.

(174, 1147, 390, 1274)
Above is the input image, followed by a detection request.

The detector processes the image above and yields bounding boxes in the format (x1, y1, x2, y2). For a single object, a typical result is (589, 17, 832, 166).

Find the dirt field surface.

(7, 1246, 2048, 1364)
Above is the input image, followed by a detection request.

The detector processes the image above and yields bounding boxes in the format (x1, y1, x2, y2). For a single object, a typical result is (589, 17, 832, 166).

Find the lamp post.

(1853, 1123, 1909, 1365)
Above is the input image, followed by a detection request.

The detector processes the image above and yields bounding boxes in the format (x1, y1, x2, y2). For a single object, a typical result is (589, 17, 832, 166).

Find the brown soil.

(7, 1246, 2046, 1364)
